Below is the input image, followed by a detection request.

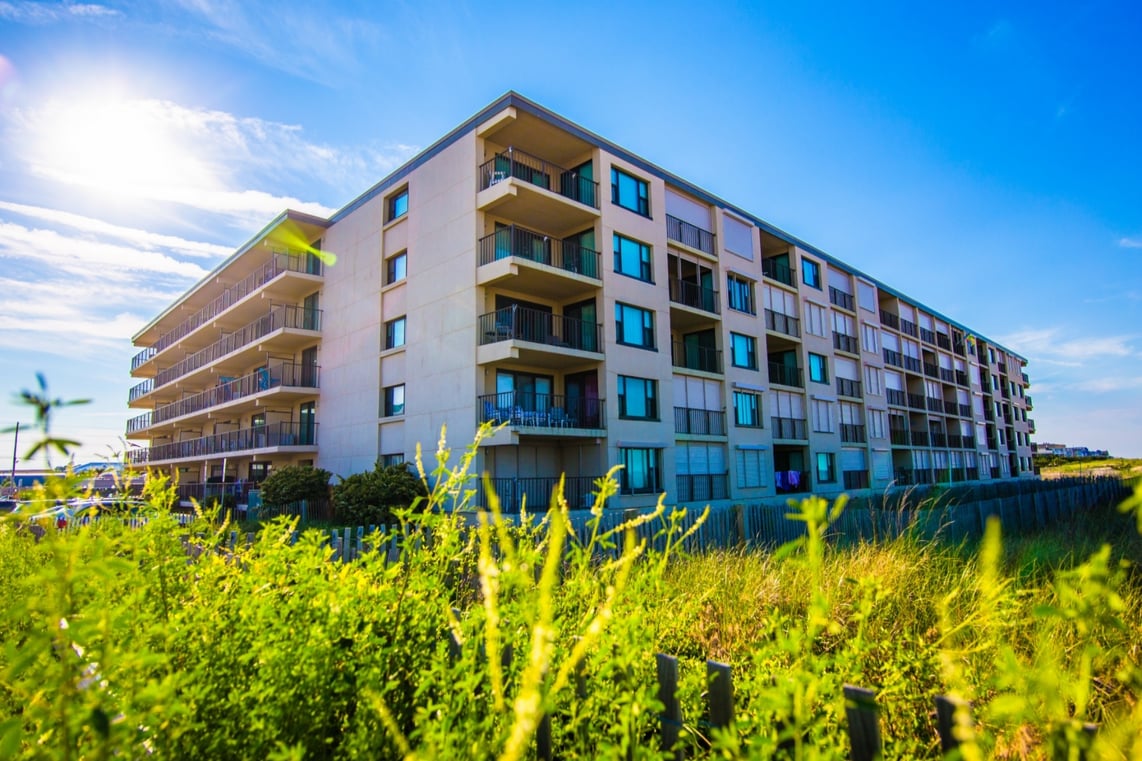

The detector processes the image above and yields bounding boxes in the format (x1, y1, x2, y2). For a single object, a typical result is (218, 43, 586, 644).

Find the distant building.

(125, 92, 1036, 510)
(1033, 443, 1110, 458)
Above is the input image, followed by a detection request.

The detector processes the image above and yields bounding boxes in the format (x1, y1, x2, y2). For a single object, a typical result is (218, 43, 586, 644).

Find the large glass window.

(816, 452, 836, 483)
(384, 317, 406, 349)
(613, 234, 653, 282)
(733, 390, 761, 427)
(619, 447, 660, 494)
(726, 274, 756, 314)
(617, 375, 658, 420)
(611, 167, 649, 216)
(386, 251, 407, 284)
(808, 353, 829, 383)
(387, 188, 408, 222)
(730, 332, 757, 369)
(802, 258, 821, 289)
(615, 302, 655, 349)
(383, 384, 405, 417)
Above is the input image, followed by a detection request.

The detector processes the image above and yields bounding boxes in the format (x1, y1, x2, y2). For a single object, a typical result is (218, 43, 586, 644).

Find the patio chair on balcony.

(483, 401, 504, 424)
(549, 408, 570, 428)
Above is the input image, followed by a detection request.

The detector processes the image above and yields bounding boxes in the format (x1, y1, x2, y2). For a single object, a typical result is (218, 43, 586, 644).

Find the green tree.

(258, 464, 332, 506)
(332, 461, 427, 525)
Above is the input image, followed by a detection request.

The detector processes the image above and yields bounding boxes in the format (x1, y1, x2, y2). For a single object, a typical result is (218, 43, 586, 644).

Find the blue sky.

(1, 0, 1139, 467)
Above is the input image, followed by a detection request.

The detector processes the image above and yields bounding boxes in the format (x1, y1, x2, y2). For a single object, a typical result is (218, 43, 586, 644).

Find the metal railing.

(943, 400, 959, 416)
(128, 421, 316, 465)
(665, 214, 716, 255)
(956, 370, 969, 387)
(478, 148, 599, 208)
(840, 424, 866, 443)
(675, 473, 729, 502)
(837, 377, 862, 398)
(927, 397, 944, 413)
(674, 407, 727, 436)
(829, 287, 854, 311)
(765, 309, 800, 338)
(130, 252, 321, 370)
(768, 360, 804, 388)
(843, 470, 870, 489)
(477, 225, 601, 278)
(478, 392, 605, 431)
(126, 362, 319, 434)
(883, 349, 903, 368)
(911, 431, 930, 446)
(762, 258, 794, 286)
(895, 468, 936, 486)
(671, 341, 723, 374)
(959, 403, 972, 418)
(483, 476, 600, 513)
(886, 389, 907, 406)
(920, 327, 936, 344)
(668, 278, 719, 314)
(903, 356, 923, 374)
(908, 393, 926, 410)
(899, 319, 918, 338)
(477, 305, 604, 354)
(939, 368, 955, 383)
(930, 432, 948, 448)
(771, 416, 807, 440)
(880, 310, 900, 330)
(890, 428, 911, 446)
(833, 331, 859, 354)
(937, 333, 952, 350)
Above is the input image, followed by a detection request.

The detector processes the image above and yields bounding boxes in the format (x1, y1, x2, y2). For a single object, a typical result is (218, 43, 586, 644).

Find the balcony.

(923, 362, 939, 378)
(910, 431, 929, 446)
(131, 252, 322, 374)
(666, 214, 716, 256)
(955, 370, 969, 387)
(958, 403, 972, 418)
(880, 310, 900, 330)
(771, 417, 808, 441)
(1025, 395, 1033, 410)
(671, 341, 723, 374)
(840, 424, 866, 443)
(843, 471, 869, 490)
(886, 389, 907, 407)
(833, 331, 859, 354)
(899, 319, 918, 338)
(675, 473, 730, 503)
(129, 305, 321, 405)
(908, 393, 926, 411)
(478, 392, 605, 434)
(128, 421, 317, 465)
(477, 306, 604, 370)
(919, 327, 936, 345)
(483, 476, 601, 513)
(939, 368, 955, 383)
(947, 434, 964, 448)
(943, 400, 958, 416)
(937, 333, 952, 351)
(1028, 419, 1036, 434)
(984, 407, 995, 422)
(829, 287, 854, 311)
(903, 356, 923, 374)
(930, 432, 948, 448)
(997, 361, 1008, 375)
(762, 258, 794, 287)
(765, 309, 801, 338)
(926, 397, 944, 413)
(477, 148, 600, 231)
(883, 349, 904, 368)
(674, 407, 727, 436)
(1022, 372, 1030, 386)
(890, 428, 911, 446)
(837, 377, 862, 398)
(768, 360, 804, 388)
(127, 362, 319, 435)
(895, 468, 935, 486)
(668, 278, 720, 323)
(775, 470, 810, 494)
(476, 225, 600, 300)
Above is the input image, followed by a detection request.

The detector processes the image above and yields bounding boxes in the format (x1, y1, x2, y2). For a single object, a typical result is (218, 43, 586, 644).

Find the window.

(816, 452, 836, 483)
(381, 453, 404, 467)
(615, 302, 655, 349)
(811, 399, 834, 433)
(808, 353, 829, 383)
(733, 390, 761, 427)
(864, 366, 883, 395)
(613, 234, 653, 282)
(387, 187, 408, 222)
(619, 447, 660, 494)
(861, 323, 879, 353)
(802, 258, 821, 289)
(730, 332, 757, 369)
(617, 375, 658, 420)
(803, 302, 827, 337)
(735, 449, 765, 488)
(383, 384, 405, 417)
(868, 409, 886, 439)
(386, 251, 407, 284)
(611, 167, 649, 216)
(726, 274, 756, 314)
(384, 317, 406, 349)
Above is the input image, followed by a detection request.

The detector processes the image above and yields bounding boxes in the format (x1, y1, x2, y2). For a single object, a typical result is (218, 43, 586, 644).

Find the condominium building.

(126, 92, 1036, 510)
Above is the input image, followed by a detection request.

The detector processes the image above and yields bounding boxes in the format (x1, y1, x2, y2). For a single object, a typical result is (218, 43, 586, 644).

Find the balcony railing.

(130, 252, 321, 370)
(959, 403, 972, 418)
(1025, 395, 1033, 410)
(671, 341, 723, 374)
(775, 470, 810, 494)
(840, 424, 866, 443)
(908, 393, 926, 411)
(984, 407, 995, 422)
(883, 349, 903, 368)
(762, 258, 794, 287)
(771, 417, 808, 440)
(943, 400, 959, 416)
(886, 389, 907, 406)
(927, 397, 944, 413)
(997, 361, 1008, 375)
(920, 327, 936, 344)
(675, 473, 730, 502)
(1022, 372, 1030, 386)
(1028, 419, 1036, 434)
(477, 225, 600, 278)
(903, 356, 923, 374)
(128, 421, 316, 465)
(890, 428, 911, 446)
(483, 476, 601, 513)
(669, 278, 719, 314)
(880, 310, 900, 330)
(910, 431, 929, 446)
(947, 434, 964, 448)
(937, 333, 952, 351)
(923, 362, 939, 378)
(131, 305, 322, 399)
(930, 432, 948, 448)
(478, 392, 605, 431)
(899, 319, 918, 338)
(939, 368, 955, 383)
(665, 214, 716, 255)
(765, 309, 800, 338)
(895, 468, 936, 486)
(836, 377, 862, 398)
(828, 287, 854, 311)
(478, 305, 604, 353)
(768, 360, 804, 388)
(674, 407, 727, 436)
(478, 148, 599, 208)
(843, 471, 870, 490)
(955, 370, 969, 387)
(127, 362, 319, 434)
(833, 331, 858, 354)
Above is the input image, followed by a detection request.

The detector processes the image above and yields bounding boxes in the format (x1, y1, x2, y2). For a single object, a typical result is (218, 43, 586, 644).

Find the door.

(562, 228, 596, 276)
(298, 402, 315, 446)
(563, 298, 597, 352)
(300, 346, 318, 386)
(565, 370, 599, 428)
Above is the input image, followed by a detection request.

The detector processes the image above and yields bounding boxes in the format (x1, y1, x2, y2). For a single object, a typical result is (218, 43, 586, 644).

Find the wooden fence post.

(656, 653, 683, 758)
(707, 660, 734, 734)
(934, 694, 968, 753)
(843, 684, 882, 761)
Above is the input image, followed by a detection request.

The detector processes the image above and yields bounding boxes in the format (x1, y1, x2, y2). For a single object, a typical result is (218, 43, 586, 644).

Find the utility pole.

(9, 421, 17, 486)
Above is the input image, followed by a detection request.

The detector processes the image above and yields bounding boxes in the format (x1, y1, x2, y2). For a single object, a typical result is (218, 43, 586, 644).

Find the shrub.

(258, 464, 331, 506)
(332, 461, 427, 525)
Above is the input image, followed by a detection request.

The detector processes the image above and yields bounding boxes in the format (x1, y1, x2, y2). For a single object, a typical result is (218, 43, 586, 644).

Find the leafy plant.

(257, 464, 331, 506)
(332, 460, 427, 525)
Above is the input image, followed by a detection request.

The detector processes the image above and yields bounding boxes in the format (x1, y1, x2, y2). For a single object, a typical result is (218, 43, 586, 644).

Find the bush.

(332, 461, 427, 525)
(259, 464, 332, 506)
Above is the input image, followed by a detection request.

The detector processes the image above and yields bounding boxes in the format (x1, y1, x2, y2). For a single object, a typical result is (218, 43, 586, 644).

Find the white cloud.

(0, 1, 120, 23)
(997, 327, 1135, 361)
(1068, 376, 1142, 394)
(1119, 237, 1142, 249)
